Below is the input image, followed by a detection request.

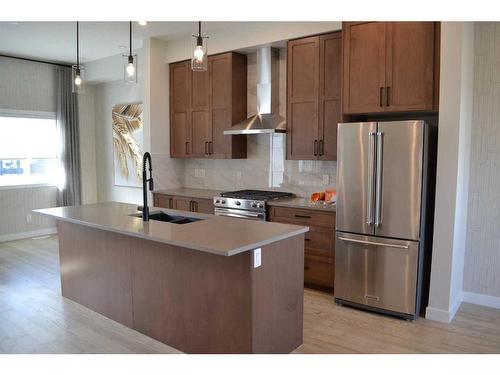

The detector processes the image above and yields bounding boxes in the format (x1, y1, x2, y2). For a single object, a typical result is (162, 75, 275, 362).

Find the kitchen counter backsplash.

(183, 134, 337, 198)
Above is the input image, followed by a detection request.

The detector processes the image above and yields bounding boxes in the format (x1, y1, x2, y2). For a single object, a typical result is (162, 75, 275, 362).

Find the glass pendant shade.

(123, 54, 137, 84)
(72, 65, 85, 94)
(191, 34, 208, 71)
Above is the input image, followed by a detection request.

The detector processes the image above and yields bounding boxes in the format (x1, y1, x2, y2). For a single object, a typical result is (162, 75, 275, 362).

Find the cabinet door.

(209, 54, 232, 158)
(385, 22, 435, 111)
(319, 32, 342, 161)
(287, 36, 320, 160)
(170, 61, 191, 157)
(154, 194, 173, 209)
(191, 69, 211, 157)
(342, 22, 386, 114)
(173, 197, 192, 212)
(192, 199, 214, 214)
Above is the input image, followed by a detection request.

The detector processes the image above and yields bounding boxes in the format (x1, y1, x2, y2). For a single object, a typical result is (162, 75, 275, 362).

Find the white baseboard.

(0, 228, 57, 243)
(463, 291, 500, 310)
(425, 297, 462, 323)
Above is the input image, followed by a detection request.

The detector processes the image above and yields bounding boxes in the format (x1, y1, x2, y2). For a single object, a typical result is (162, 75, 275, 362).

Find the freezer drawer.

(334, 232, 419, 316)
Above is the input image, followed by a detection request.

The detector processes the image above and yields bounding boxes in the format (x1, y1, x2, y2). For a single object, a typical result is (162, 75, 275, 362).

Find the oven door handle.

(214, 208, 265, 221)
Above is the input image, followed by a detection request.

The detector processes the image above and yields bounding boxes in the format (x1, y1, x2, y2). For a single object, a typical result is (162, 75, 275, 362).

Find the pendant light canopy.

(72, 21, 85, 94)
(191, 21, 208, 71)
(124, 21, 137, 84)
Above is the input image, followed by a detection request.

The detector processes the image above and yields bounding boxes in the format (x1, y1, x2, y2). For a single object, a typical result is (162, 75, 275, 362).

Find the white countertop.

(34, 202, 308, 257)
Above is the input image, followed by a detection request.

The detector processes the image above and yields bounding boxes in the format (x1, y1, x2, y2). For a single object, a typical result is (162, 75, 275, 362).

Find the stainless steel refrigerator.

(335, 120, 435, 320)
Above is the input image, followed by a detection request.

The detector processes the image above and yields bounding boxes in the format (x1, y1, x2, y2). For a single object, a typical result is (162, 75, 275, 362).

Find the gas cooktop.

(220, 189, 293, 201)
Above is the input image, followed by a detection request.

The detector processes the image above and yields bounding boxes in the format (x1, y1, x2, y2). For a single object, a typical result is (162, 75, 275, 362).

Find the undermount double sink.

(130, 211, 204, 225)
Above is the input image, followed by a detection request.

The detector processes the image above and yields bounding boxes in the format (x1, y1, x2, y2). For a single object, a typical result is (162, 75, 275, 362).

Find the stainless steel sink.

(129, 211, 204, 224)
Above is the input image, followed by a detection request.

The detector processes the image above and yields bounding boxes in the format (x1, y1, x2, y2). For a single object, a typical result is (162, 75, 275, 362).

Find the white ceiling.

(0, 21, 240, 64)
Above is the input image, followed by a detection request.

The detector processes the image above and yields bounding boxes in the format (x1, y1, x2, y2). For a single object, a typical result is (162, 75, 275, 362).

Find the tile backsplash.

(183, 48, 337, 198)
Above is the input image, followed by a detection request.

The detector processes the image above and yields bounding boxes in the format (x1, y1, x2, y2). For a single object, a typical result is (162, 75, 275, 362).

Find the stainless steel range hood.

(224, 47, 285, 135)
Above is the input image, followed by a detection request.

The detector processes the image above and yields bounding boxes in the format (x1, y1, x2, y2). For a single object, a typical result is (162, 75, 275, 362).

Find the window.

(0, 112, 60, 187)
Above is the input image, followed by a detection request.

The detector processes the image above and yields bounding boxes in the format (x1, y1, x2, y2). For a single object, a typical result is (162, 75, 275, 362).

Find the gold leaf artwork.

(112, 103, 143, 181)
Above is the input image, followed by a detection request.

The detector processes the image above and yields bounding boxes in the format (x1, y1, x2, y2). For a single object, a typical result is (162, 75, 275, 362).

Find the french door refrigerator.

(335, 120, 434, 320)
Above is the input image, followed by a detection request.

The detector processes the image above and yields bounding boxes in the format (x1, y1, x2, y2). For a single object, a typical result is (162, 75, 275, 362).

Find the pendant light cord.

(76, 21, 79, 66)
(129, 21, 132, 57)
(198, 21, 201, 37)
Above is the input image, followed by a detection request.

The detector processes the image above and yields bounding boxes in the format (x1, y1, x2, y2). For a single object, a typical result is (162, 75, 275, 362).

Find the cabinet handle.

(295, 214, 311, 219)
(169, 198, 173, 209)
(319, 139, 324, 156)
(209, 141, 213, 155)
(313, 140, 318, 156)
(192, 201, 198, 212)
(304, 265, 310, 270)
(205, 141, 208, 155)
(304, 238, 311, 242)
(379, 87, 384, 107)
(386, 86, 390, 107)
(185, 141, 190, 155)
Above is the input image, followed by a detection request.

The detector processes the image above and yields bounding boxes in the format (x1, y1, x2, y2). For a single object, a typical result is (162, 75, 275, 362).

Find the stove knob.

(235, 201, 241, 206)
(215, 199, 220, 204)
(251, 203, 257, 208)
(258, 204, 264, 209)
(221, 200, 226, 204)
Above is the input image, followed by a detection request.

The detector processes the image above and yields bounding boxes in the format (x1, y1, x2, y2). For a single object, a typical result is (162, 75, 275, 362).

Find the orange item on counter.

(310, 192, 326, 201)
(325, 189, 337, 202)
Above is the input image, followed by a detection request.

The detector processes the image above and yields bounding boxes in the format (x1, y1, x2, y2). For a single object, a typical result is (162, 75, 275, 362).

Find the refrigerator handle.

(338, 236, 409, 250)
(375, 132, 384, 227)
(366, 132, 376, 225)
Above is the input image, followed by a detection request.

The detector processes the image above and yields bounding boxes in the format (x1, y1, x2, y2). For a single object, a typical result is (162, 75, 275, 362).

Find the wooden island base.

(57, 221, 304, 354)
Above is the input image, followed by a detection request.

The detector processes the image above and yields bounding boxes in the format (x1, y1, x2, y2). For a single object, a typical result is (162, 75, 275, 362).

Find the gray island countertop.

(34, 202, 308, 256)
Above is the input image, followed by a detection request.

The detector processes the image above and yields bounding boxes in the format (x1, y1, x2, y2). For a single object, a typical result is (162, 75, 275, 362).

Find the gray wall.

(464, 22, 500, 299)
(0, 56, 58, 240)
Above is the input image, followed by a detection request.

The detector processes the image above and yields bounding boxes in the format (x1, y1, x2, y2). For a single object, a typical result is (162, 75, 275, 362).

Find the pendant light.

(124, 21, 137, 84)
(191, 21, 208, 71)
(72, 21, 85, 94)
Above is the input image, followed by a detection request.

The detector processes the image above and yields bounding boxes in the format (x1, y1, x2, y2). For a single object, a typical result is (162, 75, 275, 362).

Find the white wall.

(463, 22, 500, 309)
(164, 22, 341, 63)
(93, 78, 144, 204)
(142, 38, 184, 192)
(78, 84, 98, 204)
(426, 22, 475, 323)
(0, 56, 58, 240)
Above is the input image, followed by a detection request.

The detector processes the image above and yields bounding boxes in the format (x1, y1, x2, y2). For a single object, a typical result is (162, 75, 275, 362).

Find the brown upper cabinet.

(169, 52, 247, 159)
(342, 22, 439, 115)
(287, 31, 342, 161)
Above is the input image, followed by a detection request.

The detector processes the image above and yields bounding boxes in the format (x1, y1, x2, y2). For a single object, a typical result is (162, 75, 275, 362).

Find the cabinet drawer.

(304, 254, 334, 288)
(271, 206, 335, 228)
(305, 228, 334, 257)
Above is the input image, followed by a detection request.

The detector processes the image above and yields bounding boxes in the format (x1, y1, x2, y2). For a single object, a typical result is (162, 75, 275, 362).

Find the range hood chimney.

(224, 47, 285, 135)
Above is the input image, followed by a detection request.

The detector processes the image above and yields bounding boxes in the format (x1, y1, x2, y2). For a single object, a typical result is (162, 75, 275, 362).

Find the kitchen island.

(35, 202, 308, 354)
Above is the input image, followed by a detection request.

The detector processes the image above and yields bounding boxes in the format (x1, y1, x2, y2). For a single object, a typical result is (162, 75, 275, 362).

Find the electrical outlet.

(322, 174, 330, 185)
(195, 169, 205, 178)
(26, 214, 32, 223)
(253, 248, 262, 268)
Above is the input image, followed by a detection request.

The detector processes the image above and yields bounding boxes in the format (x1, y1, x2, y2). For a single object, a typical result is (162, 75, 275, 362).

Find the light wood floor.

(0, 236, 499, 354)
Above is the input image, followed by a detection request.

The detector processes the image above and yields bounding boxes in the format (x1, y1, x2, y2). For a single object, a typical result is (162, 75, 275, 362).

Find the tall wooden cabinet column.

(170, 61, 191, 157)
(169, 52, 247, 159)
(286, 31, 342, 161)
(342, 22, 439, 115)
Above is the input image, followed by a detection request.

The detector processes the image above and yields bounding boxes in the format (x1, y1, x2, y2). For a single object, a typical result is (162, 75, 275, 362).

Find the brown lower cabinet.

(269, 206, 335, 292)
(153, 193, 214, 214)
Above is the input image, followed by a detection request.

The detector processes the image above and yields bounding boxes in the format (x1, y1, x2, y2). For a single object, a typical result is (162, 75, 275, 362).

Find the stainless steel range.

(213, 190, 293, 221)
